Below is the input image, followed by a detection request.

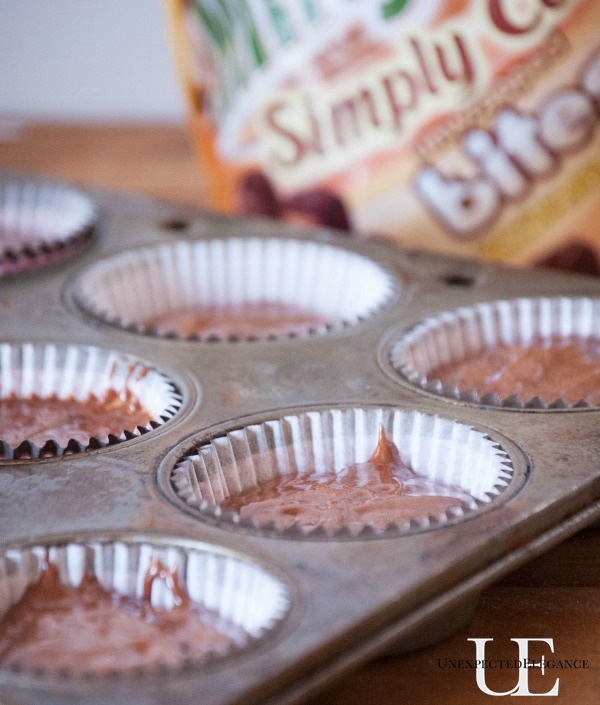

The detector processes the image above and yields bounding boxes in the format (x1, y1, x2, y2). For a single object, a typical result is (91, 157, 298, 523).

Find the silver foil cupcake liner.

(389, 296, 600, 409)
(0, 343, 182, 460)
(0, 534, 291, 679)
(169, 406, 515, 538)
(72, 237, 396, 341)
(0, 175, 96, 277)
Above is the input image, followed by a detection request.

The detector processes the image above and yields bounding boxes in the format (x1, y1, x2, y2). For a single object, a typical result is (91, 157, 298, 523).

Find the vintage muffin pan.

(1, 172, 600, 705)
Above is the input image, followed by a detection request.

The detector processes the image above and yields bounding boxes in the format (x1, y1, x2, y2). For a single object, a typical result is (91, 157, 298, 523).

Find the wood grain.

(0, 122, 208, 207)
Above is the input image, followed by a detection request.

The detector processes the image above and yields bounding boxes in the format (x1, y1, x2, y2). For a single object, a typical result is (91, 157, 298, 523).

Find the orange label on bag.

(168, 0, 600, 274)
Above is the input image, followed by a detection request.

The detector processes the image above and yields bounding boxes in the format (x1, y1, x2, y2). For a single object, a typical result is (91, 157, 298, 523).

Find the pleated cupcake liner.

(0, 534, 291, 679)
(389, 296, 600, 409)
(72, 237, 396, 341)
(0, 174, 96, 277)
(170, 406, 514, 539)
(0, 342, 182, 460)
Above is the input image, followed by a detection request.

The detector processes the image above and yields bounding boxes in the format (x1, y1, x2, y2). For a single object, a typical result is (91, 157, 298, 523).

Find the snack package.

(167, 0, 600, 272)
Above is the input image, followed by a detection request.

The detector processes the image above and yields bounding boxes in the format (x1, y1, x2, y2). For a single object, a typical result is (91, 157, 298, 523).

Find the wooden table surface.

(1, 122, 599, 705)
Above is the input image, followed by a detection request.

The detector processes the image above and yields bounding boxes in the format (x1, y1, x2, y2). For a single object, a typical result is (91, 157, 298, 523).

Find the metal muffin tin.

(2, 176, 600, 705)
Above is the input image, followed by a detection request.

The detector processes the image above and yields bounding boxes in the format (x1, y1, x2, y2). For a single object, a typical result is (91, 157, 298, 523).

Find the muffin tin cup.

(0, 534, 291, 681)
(169, 406, 515, 538)
(72, 236, 396, 341)
(389, 296, 600, 409)
(0, 175, 96, 277)
(0, 342, 182, 459)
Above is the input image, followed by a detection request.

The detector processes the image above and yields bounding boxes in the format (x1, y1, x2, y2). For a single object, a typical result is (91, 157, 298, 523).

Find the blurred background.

(0, 0, 207, 206)
(0, 0, 185, 124)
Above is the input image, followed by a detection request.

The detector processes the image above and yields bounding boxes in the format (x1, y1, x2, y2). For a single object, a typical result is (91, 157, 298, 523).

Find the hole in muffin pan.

(161, 406, 525, 540)
(160, 219, 191, 232)
(440, 273, 476, 288)
(0, 533, 292, 682)
(394, 248, 486, 288)
(70, 237, 397, 342)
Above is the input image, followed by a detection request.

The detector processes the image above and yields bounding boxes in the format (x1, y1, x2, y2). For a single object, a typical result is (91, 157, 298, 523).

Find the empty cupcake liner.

(169, 406, 515, 538)
(0, 175, 96, 277)
(0, 534, 291, 680)
(389, 296, 600, 409)
(0, 343, 182, 460)
(72, 237, 396, 341)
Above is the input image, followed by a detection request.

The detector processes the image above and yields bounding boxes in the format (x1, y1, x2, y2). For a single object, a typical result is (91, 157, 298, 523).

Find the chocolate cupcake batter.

(427, 336, 600, 404)
(0, 390, 152, 447)
(220, 427, 472, 531)
(145, 301, 337, 339)
(0, 555, 245, 675)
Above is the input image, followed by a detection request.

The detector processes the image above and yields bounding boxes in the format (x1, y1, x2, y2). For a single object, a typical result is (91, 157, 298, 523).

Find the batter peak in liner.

(0, 554, 246, 676)
(219, 426, 474, 533)
(171, 408, 513, 538)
